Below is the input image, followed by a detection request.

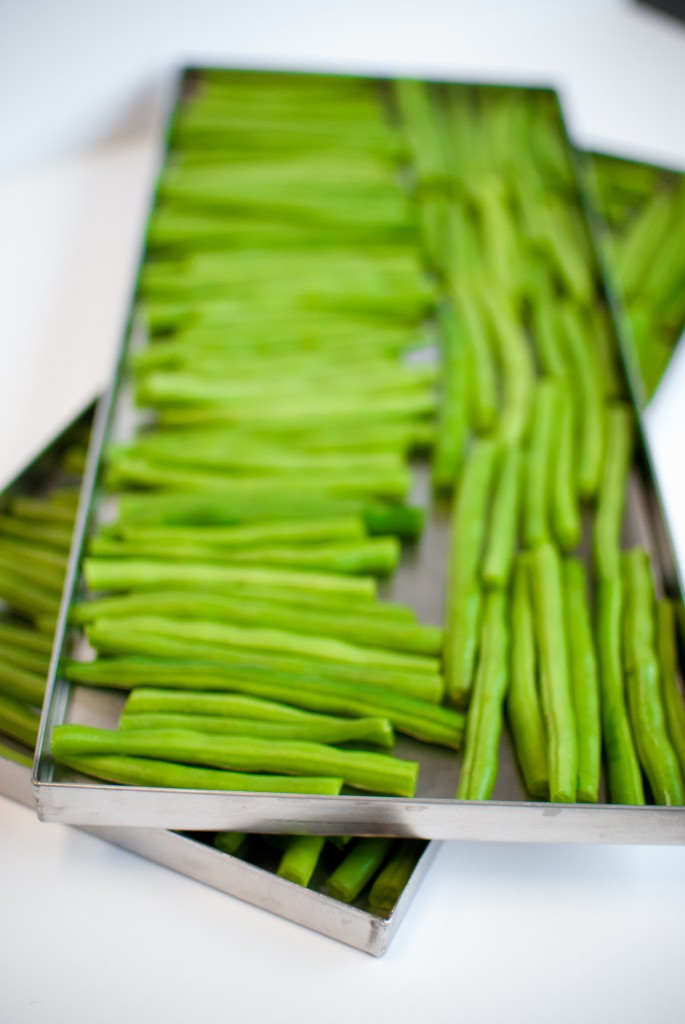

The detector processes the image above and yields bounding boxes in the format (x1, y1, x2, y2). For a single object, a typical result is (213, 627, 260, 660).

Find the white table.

(2, 3, 685, 1021)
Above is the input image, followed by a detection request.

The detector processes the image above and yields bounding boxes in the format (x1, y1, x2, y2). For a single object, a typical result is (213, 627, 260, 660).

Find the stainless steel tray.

(33, 69, 685, 841)
(2, 753, 433, 956)
(0, 409, 433, 957)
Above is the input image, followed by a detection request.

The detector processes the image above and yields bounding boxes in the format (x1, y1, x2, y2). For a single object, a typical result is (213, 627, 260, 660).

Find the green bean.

(594, 404, 634, 581)
(8, 496, 76, 525)
(481, 443, 523, 590)
(85, 623, 443, 702)
(559, 302, 605, 499)
(657, 599, 685, 779)
(551, 386, 581, 553)
(456, 591, 510, 800)
(622, 549, 684, 805)
(64, 664, 464, 749)
(106, 453, 413, 502)
(0, 663, 45, 706)
(1, 641, 49, 677)
(0, 621, 54, 656)
(523, 381, 561, 549)
(277, 836, 326, 887)
(326, 838, 393, 903)
(528, 267, 567, 378)
(452, 287, 498, 434)
(595, 577, 644, 804)
(563, 559, 601, 803)
(84, 558, 377, 601)
(214, 832, 248, 856)
(367, 840, 424, 915)
(72, 591, 442, 655)
(432, 306, 470, 491)
(119, 711, 394, 748)
(89, 614, 439, 677)
(507, 558, 548, 799)
(0, 515, 73, 550)
(0, 742, 33, 768)
(54, 751, 345, 795)
(0, 693, 40, 748)
(50, 725, 419, 796)
(529, 543, 577, 803)
(481, 289, 535, 444)
(106, 516, 367, 549)
(393, 79, 449, 187)
(443, 440, 499, 706)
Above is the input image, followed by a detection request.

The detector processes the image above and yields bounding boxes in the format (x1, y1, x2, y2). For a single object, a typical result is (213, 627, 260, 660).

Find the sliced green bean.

(277, 835, 326, 887)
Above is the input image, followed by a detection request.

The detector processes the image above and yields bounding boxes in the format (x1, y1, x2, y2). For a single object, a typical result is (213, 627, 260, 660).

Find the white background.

(2, 2, 685, 1021)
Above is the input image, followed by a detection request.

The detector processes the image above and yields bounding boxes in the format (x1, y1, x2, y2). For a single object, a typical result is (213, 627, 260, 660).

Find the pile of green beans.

(395, 80, 685, 805)
(591, 152, 685, 399)
(49, 71, 685, 824)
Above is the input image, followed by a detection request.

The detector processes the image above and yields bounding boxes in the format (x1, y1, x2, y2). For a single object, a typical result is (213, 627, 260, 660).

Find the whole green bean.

(595, 577, 644, 804)
(523, 380, 561, 549)
(50, 725, 420, 796)
(452, 287, 498, 434)
(432, 306, 470, 492)
(456, 591, 510, 800)
(84, 557, 377, 602)
(594, 404, 634, 581)
(63, 664, 465, 749)
(551, 386, 581, 553)
(72, 590, 441, 655)
(88, 614, 440, 677)
(119, 711, 394, 748)
(507, 558, 548, 799)
(481, 289, 534, 445)
(443, 440, 499, 706)
(85, 624, 443, 702)
(481, 443, 523, 590)
(559, 303, 605, 499)
(54, 751, 345, 794)
(657, 599, 685, 779)
(563, 559, 601, 803)
(0, 663, 46, 706)
(529, 543, 577, 803)
(622, 549, 684, 805)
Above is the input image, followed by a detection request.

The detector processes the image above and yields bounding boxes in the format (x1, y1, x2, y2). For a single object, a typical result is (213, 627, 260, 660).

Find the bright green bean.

(50, 725, 419, 796)
(481, 443, 523, 590)
(507, 558, 548, 799)
(529, 543, 577, 803)
(367, 840, 424, 915)
(456, 590, 510, 800)
(594, 404, 634, 581)
(622, 549, 684, 805)
(326, 838, 393, 903)
(657, 599, 685, 780)
(277, 836, 326, 887)
(563, 559, 601, 803)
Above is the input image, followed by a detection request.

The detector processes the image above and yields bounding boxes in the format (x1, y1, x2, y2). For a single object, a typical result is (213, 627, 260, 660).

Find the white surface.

(2, 2, 685, 1022)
